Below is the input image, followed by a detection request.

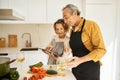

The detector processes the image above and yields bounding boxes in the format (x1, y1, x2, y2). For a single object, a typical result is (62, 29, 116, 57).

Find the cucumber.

(46, 70, 57, 74)
(29, 62, 43, 70)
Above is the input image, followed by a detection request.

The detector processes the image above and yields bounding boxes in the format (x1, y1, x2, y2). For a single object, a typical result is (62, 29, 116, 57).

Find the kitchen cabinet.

(27, 0, 46, 23)
(0, 0, 8, 8)
(47, 0, 85, 23)
(0, 0, 46, 23)
(0, 0, 85, 23)
(0, 0, 26, 23)
(8, 0, 46, 23)
(8, 0, 27, 21)
(0, 0, 27, 18)
(86, 0, 113, 4)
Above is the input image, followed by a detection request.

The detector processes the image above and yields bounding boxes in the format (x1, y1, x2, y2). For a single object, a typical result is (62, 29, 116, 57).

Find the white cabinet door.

(0, 0, 85, 23)
(0, 0, 8, 8)
(1, 0, 46, 23)
(47, 0, 85, 23)
(86, 0, 113, 4)
(9, 0, 27, 21)
(27, 0, 46, 23)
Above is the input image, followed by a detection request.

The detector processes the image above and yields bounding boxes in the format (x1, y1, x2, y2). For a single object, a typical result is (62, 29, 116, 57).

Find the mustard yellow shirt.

(71, 17, 106, 64)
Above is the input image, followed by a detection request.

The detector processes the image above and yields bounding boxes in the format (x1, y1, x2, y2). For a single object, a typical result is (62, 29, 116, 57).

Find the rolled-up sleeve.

(87, 21, 106, 62)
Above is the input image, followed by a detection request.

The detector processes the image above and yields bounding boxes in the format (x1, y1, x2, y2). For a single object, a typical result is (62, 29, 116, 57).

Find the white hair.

(62, 4, 80, 15)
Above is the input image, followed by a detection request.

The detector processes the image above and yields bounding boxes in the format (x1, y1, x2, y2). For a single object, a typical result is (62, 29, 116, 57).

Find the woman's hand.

(43, 45, 54, 55)
(64, 46, 72, 53)
(46, 45, 54, 51)
(44, 45, 58, 60)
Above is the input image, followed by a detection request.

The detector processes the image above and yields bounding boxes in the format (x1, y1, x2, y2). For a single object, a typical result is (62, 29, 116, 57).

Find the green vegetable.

(67, 58, 74, 62)
(46, 70, 57, 74)
(1, 69, 19, 80)
(9, 70, 19, 80)
(1, 78, 9, 80)
(29, 62, 43, 70)
(69, 59, 74, 62)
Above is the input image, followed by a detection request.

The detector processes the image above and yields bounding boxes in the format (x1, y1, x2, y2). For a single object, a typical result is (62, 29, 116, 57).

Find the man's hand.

(67, 56, 82, 68)
(67, 55, 92, 68)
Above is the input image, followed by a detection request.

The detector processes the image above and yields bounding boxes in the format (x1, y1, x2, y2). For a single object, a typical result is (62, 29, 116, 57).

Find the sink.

(0, 53, 8, 56)
(20, 48, 38, 51)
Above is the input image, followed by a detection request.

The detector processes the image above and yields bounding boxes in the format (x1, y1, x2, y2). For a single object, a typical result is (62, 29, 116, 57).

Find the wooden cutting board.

(0, 37, 6, 48)
(27, 70, 66, 77)
(8, 35, 17, 47)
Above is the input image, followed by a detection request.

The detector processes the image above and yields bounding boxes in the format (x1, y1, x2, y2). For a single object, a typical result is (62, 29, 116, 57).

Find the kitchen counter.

(0, 47, 48, 67)
(17, 65, 76, 80)
(0, 48, 76, 80)
(0, 47, 38, 54)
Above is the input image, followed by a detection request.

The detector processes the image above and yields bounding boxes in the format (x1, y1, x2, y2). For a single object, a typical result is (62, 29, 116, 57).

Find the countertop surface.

(0, 47, 39, 54)
(0, 47, 49, 67)
(17, 65, 76, 80)
(0, 48, 76, 80)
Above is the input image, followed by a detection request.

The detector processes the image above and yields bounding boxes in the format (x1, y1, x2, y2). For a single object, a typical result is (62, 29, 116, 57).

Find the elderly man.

(62, 4, 106, 80)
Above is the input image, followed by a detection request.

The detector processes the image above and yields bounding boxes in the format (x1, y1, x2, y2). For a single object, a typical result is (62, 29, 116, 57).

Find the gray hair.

(62, 4, 80, 15)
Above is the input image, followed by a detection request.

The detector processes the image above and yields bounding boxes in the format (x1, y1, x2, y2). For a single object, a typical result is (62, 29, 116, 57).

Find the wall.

(0, 24, 56, 67)
(85, 0, 117, 80)
(0, 24, 55, 48)
(115, 0, 120, 80)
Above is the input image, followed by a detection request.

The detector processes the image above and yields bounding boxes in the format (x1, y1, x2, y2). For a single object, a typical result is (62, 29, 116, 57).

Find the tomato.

(31, 67, 41, 73)
(23, 77, 27, 80)
(29, 67, 46, 80)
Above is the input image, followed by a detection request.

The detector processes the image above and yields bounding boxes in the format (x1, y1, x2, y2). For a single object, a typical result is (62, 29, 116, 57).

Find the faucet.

(22, 33, 32, 47)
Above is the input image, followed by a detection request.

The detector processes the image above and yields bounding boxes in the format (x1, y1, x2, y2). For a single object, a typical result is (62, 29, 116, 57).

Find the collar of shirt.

(55, 35, 68, 42)
(72, 17, 85, 32)
(70, 17, 85, 35)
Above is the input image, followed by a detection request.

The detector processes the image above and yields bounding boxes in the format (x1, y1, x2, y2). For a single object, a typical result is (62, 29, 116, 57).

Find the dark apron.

(69, 19, 100, 80)
(48, 42, 64, 65)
